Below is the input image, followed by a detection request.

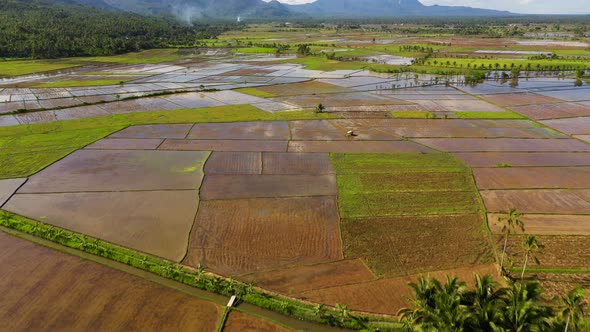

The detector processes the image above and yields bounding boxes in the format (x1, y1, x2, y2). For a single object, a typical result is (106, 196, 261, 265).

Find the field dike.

(0, 212, 401, 331)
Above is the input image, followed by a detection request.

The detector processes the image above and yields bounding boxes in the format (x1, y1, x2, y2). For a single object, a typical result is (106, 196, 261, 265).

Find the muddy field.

(473, 167, 590, 189)
(299, 264, 499, 315)
(223, 311, 291, 332)
(480, 189, 590, 214)
(183, 197, 342, 276)
(454, 152, 590, 167)
(503, 234, 590, 270)
(488, 214, 590, 235)
(0, 232, 221, 332)
(415, 138, 590, 152)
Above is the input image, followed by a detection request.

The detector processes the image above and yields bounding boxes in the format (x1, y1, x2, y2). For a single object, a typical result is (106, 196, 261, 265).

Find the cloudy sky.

(266, 0, 589, 14)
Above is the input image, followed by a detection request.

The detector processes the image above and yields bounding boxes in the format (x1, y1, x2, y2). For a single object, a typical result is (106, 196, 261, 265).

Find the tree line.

(0, 0, 236, 58)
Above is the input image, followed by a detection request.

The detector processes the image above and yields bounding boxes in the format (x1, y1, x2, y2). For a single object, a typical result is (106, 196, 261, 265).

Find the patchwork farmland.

(2, 29, 590, 330)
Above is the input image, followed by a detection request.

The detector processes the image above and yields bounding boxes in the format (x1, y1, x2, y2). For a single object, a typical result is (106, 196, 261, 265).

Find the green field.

(0, 60, 82, 76)
(0, 106, 336, 179)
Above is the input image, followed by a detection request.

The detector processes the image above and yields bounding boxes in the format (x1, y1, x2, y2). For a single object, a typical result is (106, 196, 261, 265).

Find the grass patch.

(330, 153, 468, 173)
(454, 111, 526, 119)
(235, 87, 278, 98)
(0, 60, 81, 76)
(33, 79, 128, 88)
(391, 110, 436, 119)
(0, 105, 337, 179)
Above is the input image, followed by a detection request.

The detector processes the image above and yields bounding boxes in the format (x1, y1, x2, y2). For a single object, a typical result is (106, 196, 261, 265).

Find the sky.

(265, 0, 589, 14)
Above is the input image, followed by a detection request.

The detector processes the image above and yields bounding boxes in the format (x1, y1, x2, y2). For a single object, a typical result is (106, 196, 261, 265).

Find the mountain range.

(65, 0, 514, 19)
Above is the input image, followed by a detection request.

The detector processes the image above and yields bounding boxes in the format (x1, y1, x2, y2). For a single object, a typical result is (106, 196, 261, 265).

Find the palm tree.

(502, 280, 550, 331)
(556, 286, 586, 332)
(464, 274, 506, 330)
(521, 235, 542, 280)
(498, 208, 525, 273)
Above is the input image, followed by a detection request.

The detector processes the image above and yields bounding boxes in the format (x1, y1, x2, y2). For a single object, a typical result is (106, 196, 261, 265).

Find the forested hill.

(0, 0, 232, 59)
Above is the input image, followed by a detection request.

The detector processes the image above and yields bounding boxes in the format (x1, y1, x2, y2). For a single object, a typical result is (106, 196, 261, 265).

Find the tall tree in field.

(555, 286, 587, 332)
(521, 235, 542, 280)
(498, 208, 525, 274)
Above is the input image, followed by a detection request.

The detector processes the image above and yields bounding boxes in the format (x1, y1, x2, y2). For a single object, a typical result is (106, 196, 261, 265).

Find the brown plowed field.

(262, 153, 334, 175)
(5, 191, 200, 262)
(85, 138, 163, 150)
(473, 167, 590, 189)
(240, 259, 375, 294)
(523, 272, 590, 305)
(481, 93, 563, 107)
(204, 152, 262, 175)
(577, 189, 590, 202)
(159, 139, 288, 152)
(382, 127, 549, 139)
(223, 311, 291, 332)
(329, 120, 401, 140)
(576, 135, 590, 143)
(488, 213, 590, 235)
(503, 235, 590, 270)
(187, 121, 290, 140)
(110, 124, 193, 139)
(511, 103, 590, 120)
(414, 138, 590, 152)
(200, 174, 336, 200)
(19, 150, 209, 193)
(0, 232, 221, 332)
(299, 264, 499, 315)
(288, 140, 436, 153)
(289, 120, 346, 140)
(541, 117, 590, 135)
(454, 152, 590, 167)
(481, 189, 590, 214)
(183, 197, 342, 276)
(340, 214, 492, 277)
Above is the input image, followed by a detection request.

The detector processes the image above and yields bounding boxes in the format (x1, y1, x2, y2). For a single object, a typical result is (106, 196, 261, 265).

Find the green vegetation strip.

(331, 153, 478, 218)
(235, 87, 278, 98)
(0, 105, 337, 179)
(0, 212, 400, 331)
(454, 111, 527, 119)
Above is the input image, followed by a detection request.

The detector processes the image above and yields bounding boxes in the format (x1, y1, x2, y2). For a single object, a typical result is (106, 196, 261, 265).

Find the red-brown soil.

(541, 117, 590, 135)
(4, 191, 200, 262)
(454, 152, 590, 167)
(481, 93, 563, 107)
(415, 138, 590, 152)
(85, 138, 163, 150)
(288, 140, 435, 153)
(473, 167, 590, 189)
(204, 152, 262, 175)
(159, 139, 288, 152)
(262, 152, 334, 175)
(19, 150, 209, 193)
(187, 121, 290, 140)
(200, 174, 336, 200)
(240, 259, 375, 294)
(223, 311, 291, 332)
(183, 197, 342, 276)
(289, 120, 346, 141)
(0, 232, 221, 332)
(299, 264, 499, 315)
(511, 103, 590, 120)
(110, 124, 193, 139)
(488, 213, 590, 235)
(481, 189, 590, 214)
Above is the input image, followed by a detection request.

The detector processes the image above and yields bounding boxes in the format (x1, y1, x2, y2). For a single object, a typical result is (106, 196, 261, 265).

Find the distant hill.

(67, 0, 512, 18)
(288, 0, 512, 17)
